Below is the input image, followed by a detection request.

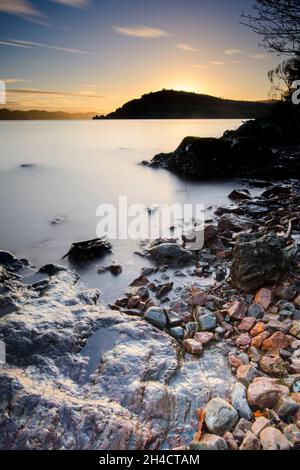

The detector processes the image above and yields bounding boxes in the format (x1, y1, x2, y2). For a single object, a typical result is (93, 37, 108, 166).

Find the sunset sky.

(0, 0, 281, 113)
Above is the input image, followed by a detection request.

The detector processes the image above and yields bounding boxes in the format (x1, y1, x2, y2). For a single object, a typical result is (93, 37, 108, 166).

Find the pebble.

(260, 427, 290, 450)
(205, 398, 238, 436)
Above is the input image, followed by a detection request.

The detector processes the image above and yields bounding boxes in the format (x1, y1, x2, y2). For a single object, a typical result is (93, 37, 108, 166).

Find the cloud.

(0, 0, 47, 24)
(211, 60, 226, 65)
(250, 53, 267, 60)
(51, 0, 89, 8)
(112, 25, 169, 38)
(193, 64, 207, 69)
(2, 78, 30, 83)
(5, 39, 92, 54)
(224, 49, 242, 55)
(230, 60, 240, 65)
(176, 43, 200, 52)
(7, 88, 102, 98)
(0, 40, 33, 48)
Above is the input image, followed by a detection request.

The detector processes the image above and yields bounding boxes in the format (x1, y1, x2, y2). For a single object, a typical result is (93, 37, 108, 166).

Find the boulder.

(228, 189, 251, 201)
(218, 214, 254, 233)
(147, 243, 193, 266)
(231, 382, 253, 421)
(0, 250, 15, 266)
(62, 237, 112, 262)
(247, 377, 289, 409)
(190, 433, 228, 450)
(260, 427, 290, 450)
(205, 398, 238, 436)
(231, 232, 297, 293)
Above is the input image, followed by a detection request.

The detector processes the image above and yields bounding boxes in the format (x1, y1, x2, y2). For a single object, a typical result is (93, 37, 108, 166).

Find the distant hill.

(93, 90, 273, 120)
(0, 108, 95, 120)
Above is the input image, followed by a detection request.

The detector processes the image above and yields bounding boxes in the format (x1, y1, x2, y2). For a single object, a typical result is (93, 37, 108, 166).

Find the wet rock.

(261, 331, 289, 351)
(0, 250, 15, 266)
(236, 333, 252, 348)
(260, 427, 290, 450)
(231, 232, 297, 293)
(250, 322, 266, 337)
(205, 398, 238, 436)
(237, 364, 259, 386)
(251, 417, 270, 437)
(218, 214, 253, 233)
(107, 261, 123, 276)
(204, 224, 218, 242)
(247, 303, 265, 319)
(156, 282, 173, 300)
(228, 189, 251, 201)
(239, 431, 261, 450)
(227, 301, 248, 320)
(147, 243, 193, 266)
(190, 433, 228, 450)
(197, 313, 217, 332)
(223, 431, 239, 450)
(260, 354, 287, 377)
(169, 327, 185, 341)
(261, 186, 291, 198)
(238, 317, 256, 332)
(195, 332, 214, 346)
(251, 331, 270, 349)
(143, 307, 168, 329)
(275, 396, 299, 420)
(290, 321, 300, 339)
(247, 377, 289, 409)
(0, 266, 8, 283)
(187, 290, 207, 306)
(62, 237, 112, 262)
(231, 382, 253, 421)
(255, 288, 273, 311)
(183, 338, 202, 355)
(275, 285, 296, 301)
(39, 264, 66, 276)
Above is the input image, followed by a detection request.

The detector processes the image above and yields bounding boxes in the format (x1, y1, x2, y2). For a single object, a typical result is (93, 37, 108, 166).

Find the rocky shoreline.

(1, 179, 300, 450)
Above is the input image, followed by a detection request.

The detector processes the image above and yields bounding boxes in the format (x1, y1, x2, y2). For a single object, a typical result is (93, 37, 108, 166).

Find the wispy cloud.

(51, 0, 89, 8)
(0, 40, 32, 48)
(176, 43, 201, 52)
(5, 39, 92, 55)
(7, 88, 102, 98)
(0, 0, 47, 24)
(224, 49, 242, 55)
(211, 60, 226, 65)
(193, 64, 207, 69)
(2, 78, 30, 83)
(250, 53, 267, 60)
(230, 60, 240, 65)
(112, 25, 169, 38)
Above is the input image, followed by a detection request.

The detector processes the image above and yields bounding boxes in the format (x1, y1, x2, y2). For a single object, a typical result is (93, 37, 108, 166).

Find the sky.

(0, 0, 282, 113)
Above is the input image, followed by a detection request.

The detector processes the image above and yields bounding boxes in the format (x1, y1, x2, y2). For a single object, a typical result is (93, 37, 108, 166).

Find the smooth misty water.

(0, 119, 245, 303)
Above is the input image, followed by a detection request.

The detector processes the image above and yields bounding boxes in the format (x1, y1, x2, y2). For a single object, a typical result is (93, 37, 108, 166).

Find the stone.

(283, 424, 300, 449)
(228, 189, 251, 201)
(228, 355, 243, 368)
(169, 327, 185, 340)
(0, 250, 15, 265)
(247, 347, 262, 362)
(251, 417, 270, 437)
(218, 213, 253, 233)
(39, 264, 66, 276)
(231, 232, 297, 293)
(266, 320, 290, 334)
(62, 237, 112, 261)
(231, 382, 253, 421)
(107, 261, 123, 275)
(260, 427, 290, 450)
(239, 431, 261, 450)
(195, 332, 214, 346)
(156, 282, 173, 300)
(250, 322, 266, 337)
(251, 331, 270, 349)
(238, 317, 256, 332)
(275, 285, 295, 301)
(247, 303, 265, 319)
(148, 243, 193, 266)
(294, 295, 300, 308)
(290, 321, 300, 339)
(143, 307, 167, 328)
(197, 313, 217, 332)
(275, 396, 299, 419)
(261, 331, 289, 351)
(259, 354, 287, 377)
(204, 224, 218, 242)
(187, 290, 207, 307)
(223, 431, 239, 450)
(228, 301, 248, 320)
(205, 398, 238, 436)
(237, 364, 259, 386)
(190, 433, 228, 450)
(183, 339, 203, 355)
(236, 333, 252, 348)
(254, 288, 273, 311)
(247, 377, 289, 409)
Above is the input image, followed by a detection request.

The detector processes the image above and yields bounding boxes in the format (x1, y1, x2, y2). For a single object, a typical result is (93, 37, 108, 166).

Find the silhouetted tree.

(268, 56, 300, 99)
(241, 0, 300, 56)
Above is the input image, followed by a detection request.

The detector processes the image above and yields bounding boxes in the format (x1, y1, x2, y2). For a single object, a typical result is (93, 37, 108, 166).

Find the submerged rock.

(147, 243, 193, 266)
